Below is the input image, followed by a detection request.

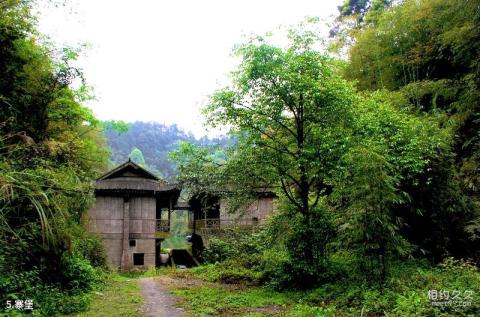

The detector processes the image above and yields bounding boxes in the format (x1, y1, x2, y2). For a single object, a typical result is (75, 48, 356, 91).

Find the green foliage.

(128, 147, 146, 166)
(0, 1, 109, 315)
(272, 205, 336, 289)
(192, 263, 263, 285)
(100, 120, 130, 134)
(171, 283, 291, 316)
(341, 0, 480, 261)
(162, 210, 189, 249)
(60, 255, 99, 292)
(175, 20, 476, 291)
(338, 0, 391, 19)
(72, 228, 107, 268)
(171, 257, 480, 316)
(346, 0, 480, 92)
(175, 24, 364, 283)
(343, 0, 480, 192)
(199, 222, 335, 289)
(199, 227, 295, 287)
(334, 146, 410, 280)
(0, 265, 101, 316)
(329, 92, 453, 274)
(202, 227, 269, 264)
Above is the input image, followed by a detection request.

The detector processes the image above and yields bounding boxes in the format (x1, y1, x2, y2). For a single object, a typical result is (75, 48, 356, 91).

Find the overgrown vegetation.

(63, 274, 142, 317)
(166, 257, 480, 316)
(0, 1, 112, 315)
(162, 210, 190, 249)
(172, 0, 480, 315)
(1, 0, 479, 316)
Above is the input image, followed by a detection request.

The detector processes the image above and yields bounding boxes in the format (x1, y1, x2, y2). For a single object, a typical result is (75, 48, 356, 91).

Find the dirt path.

(139, 277, 185, 317)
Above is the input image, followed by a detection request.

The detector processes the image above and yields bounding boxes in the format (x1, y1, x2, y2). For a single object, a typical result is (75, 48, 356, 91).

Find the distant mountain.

(103, 121, 229, 181)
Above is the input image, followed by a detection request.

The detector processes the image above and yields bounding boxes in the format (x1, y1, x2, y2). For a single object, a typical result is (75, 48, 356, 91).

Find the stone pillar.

(120, 196, 130, 271)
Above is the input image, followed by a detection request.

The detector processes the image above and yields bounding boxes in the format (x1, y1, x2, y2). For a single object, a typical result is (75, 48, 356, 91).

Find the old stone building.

(87, 161, 277, 270)
(187, 191, 277, 231)
(86, 160, 180, 271)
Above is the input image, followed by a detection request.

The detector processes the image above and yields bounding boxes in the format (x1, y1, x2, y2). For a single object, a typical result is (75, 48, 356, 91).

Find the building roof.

(97, 159, 160, 181)
(96, 178, 178, 192)
(95, 160, 179, 195)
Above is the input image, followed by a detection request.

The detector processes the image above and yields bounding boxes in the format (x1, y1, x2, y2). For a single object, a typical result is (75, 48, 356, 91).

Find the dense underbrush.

(198, 227, 480, 316)
(0, 227, 108, 316)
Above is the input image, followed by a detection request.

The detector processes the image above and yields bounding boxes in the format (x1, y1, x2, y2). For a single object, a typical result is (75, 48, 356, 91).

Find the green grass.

(165, 268, 336, 317)
(172, 285, 289, 316)
(64, 274, 142, 317)
(57, 257, 480, 317)
(169, 282, 338, 317)
(164, 258, 480, 317)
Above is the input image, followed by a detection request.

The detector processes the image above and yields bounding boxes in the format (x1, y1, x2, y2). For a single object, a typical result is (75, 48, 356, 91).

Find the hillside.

(103, 121, 230, 181)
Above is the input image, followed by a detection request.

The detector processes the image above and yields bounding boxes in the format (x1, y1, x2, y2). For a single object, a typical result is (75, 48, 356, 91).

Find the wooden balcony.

(188, 218, 259, 230)
(155, 219, 170, 239)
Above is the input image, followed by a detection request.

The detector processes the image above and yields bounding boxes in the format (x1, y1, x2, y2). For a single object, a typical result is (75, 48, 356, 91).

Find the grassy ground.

(161, 270, 331, 317)
(66, 268, 328, 317)
(160, 260, 480, 317)
(64, 274, 143, 317)
(60, 259, 480, 317)
(169, 283, 329, 317)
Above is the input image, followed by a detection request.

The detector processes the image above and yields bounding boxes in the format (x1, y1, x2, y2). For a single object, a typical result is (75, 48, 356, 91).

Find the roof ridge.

(97, 160, 160, 181)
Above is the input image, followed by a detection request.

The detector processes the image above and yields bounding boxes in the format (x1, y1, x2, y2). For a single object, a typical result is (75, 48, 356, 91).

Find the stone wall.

(219, 196, 277, 224)
(87, 196, 156, 270)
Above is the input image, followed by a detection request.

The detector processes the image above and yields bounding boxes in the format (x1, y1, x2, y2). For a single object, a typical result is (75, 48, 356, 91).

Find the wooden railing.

(156, 219, 170, 232)
(188, 218, 259, 230)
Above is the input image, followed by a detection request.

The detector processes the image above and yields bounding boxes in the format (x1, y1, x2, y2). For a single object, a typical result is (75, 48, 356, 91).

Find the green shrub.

(0, 268, 98, 316)
(202, 227, 270, 264)
(202, 238, 233, 263)
(301, 258, 480, 316)
(286, 304, 336, 317)
(216, 265, 263, 285)
(192, 262, 263, 285)
(33, 286, 93, 315)
(61, 255, 99, 292)
(73, 227, 107, 268)
(0, 270, 42, 305)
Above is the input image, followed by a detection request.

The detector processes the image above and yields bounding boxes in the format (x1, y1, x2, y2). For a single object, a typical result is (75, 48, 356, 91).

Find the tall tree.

(174, 25, 454, 283)
(179, 28, 362, 280)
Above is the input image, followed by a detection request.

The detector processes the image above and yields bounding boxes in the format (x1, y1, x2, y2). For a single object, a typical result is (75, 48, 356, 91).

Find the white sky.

(38, 0, 342, 137)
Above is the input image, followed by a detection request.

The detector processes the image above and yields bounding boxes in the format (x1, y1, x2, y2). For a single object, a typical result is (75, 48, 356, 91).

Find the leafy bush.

(0, 268, 98, 316)
(303, 258, 480, 316)
(61, 255, 99, 292)
(201, 216, 337, 289)
(202, 227, 269, 264)
(202, 238, 233, 263)
(72, 227, 107, 268)
(192, 262, 263, 285)
(33, 286, 93, 316)
(0, 226, 103, 316)
(216, 266, 263, 285)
